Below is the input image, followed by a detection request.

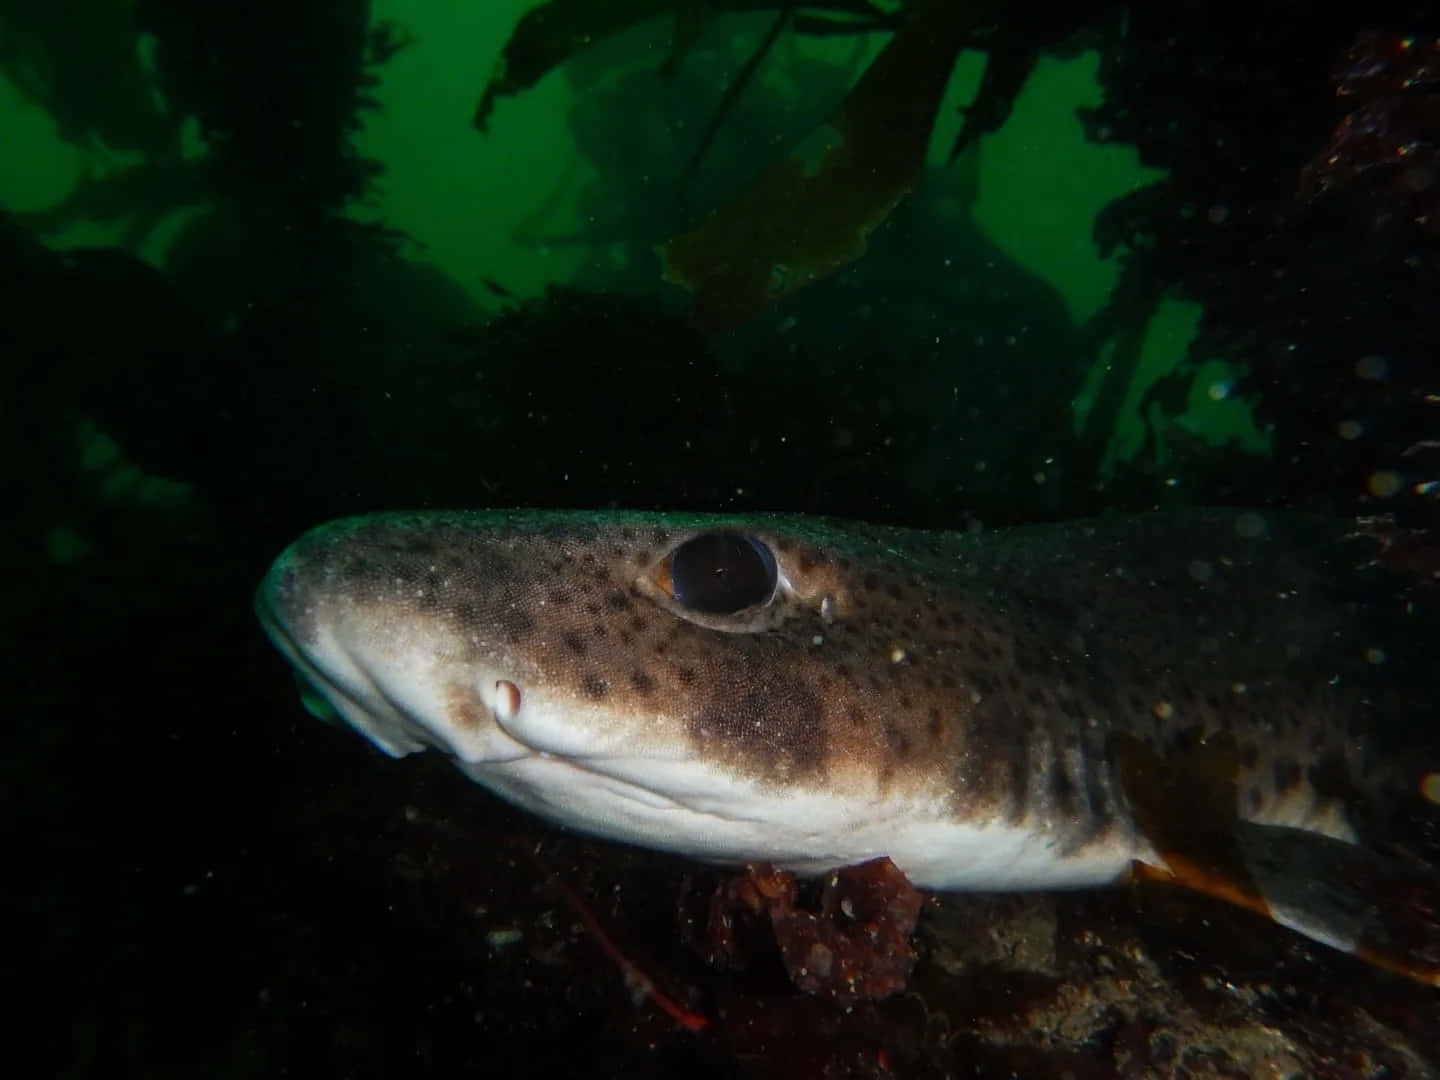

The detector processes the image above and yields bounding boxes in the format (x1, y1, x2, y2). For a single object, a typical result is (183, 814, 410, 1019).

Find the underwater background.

(5, 1, 1440, 1076)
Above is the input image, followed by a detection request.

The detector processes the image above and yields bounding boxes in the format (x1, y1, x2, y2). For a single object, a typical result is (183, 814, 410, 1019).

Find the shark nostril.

(494, 679, 522, 723)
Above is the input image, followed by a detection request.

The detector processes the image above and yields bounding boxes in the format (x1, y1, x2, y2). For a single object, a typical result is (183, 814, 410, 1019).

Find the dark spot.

(863, 573, 879, 592)
(1247, 785, 1264, 812)
(885, 719, 913, 758)
(399, 535, 438, 556)
(581, 674, 608, 700)
(959, 697, 1029, 820)
(884, 583, 902, 601)
(629, 670, 655, 693)
(561, 631, 587, 656)
(1272, 758, 1303, 794)
(498, 609, 535, 643)
(677, 667, 697, 686)
(1048, 761, 1077, 815)
(606, 590, 631, 612)
(1238, 742, 1259, 768)
(927, 707, 944, 740)
(338, 553, 378, 582)
(1309, 756, 1360, 801)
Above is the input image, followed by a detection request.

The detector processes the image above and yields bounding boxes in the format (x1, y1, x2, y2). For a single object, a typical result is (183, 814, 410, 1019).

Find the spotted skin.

(257, 507, 1418, 897)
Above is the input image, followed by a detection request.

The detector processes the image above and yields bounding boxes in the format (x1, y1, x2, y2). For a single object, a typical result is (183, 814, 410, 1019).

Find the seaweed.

(473, 0, 697, 133)
(662, 0, 981, 329)
(475, 1, 1054, 329)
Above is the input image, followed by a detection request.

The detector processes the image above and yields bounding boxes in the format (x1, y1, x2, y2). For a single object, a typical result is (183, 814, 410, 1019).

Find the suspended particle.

(1355, 354, 1389, 380)
(1234, 511, 1267, 538)
(1367, 471, 1403, 497)
(1422, 773, 1440, 805)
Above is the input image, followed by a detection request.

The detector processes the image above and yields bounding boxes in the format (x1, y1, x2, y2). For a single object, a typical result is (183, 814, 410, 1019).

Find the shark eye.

(658, 532, 778, 614)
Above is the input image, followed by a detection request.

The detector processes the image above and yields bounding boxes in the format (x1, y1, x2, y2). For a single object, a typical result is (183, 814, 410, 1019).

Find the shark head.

(255, 509, 1001, 880)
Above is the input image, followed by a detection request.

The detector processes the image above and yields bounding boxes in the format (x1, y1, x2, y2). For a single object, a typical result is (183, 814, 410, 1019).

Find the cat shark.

(256, 507, 1440, 986)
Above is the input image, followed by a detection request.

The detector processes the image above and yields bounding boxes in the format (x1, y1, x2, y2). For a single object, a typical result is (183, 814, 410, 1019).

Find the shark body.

(257, 508, 1438, 982)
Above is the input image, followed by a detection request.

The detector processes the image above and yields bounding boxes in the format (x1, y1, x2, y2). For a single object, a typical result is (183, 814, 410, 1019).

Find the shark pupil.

(669, 532, 777, 614)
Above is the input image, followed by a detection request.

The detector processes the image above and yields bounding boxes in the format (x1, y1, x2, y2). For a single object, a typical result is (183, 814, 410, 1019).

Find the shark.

(256, 507, 1440, 986)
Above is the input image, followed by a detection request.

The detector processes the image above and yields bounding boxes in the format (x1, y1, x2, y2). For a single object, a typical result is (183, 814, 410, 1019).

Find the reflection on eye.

(655, 532, 778, 615)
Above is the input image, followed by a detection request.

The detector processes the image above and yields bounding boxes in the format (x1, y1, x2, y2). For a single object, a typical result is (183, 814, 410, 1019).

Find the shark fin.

(1116, 730, 1440, 987)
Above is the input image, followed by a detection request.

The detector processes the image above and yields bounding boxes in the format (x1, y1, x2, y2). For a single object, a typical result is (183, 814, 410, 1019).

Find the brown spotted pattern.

(264, 508, 1398, 849)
